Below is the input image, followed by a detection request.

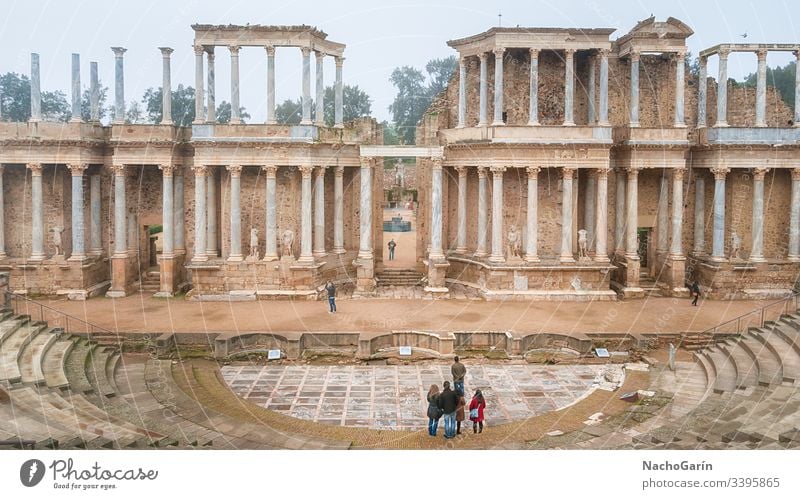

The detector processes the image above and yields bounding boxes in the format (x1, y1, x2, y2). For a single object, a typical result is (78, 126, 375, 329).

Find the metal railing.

(700, 293, 800, 336)
(3, 291, 115, 336)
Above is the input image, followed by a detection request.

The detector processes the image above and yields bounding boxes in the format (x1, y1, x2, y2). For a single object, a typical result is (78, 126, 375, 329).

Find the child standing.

(469, 389, 486, 434)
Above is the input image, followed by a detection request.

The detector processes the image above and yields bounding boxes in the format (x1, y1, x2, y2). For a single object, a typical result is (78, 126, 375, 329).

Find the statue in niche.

(281, 229, 295, 259)
(578, 229, 589, 260)
(51, 226, 64, 257)
(730, 232, 742, 260)
(394, 159, 405, 188)
(507, 225, 521, 259)
(249, 228, 259, 260)
(571, 276, 583, 291)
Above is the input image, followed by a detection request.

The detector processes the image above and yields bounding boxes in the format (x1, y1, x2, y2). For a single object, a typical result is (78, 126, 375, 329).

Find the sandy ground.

(382, 208, 417, 268)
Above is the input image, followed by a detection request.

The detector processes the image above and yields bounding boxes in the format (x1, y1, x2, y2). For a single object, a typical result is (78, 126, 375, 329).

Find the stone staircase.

(638, 272, 662, 297)
(136, 270, 161, 293)
(375, 269, 425, 287)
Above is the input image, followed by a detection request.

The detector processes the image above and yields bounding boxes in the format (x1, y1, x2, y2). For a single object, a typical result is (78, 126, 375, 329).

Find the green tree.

(41, 90, 70, 121)
(322, 84, 372, 126)
(80, 81, 109, 121)
(125, 101, 144, 124)
(215, 100, 251, 124)
(275, 98, 304, 125)
(425, 56, 458, 97)
(743, 61, 796, 110)
(0, 72, 31, 121)
(141, 84, 197, 126)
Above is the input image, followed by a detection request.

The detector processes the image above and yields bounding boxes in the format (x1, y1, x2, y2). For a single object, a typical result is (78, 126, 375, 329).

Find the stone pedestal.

(354, 257, 376, 294)
(107, 254, 131, 297)
(612, 253, 643, 298)
(424, 259, 450, 295)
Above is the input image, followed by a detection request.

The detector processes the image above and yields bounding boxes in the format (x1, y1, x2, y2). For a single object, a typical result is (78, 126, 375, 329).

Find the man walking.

(325, 280, 337, 313)
(437, 381, 459, 439)
(388, 239, 397, 261)
(690, 281, 700, 306)
(451, 356, 466, 396)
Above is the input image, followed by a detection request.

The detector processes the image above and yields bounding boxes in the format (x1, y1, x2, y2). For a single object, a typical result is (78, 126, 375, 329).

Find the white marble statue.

(578, 228, 589, 259)
(249, 228, 259, 259)
(730, 231, 742, 260)
(507, 225, 521, 259)
(281, 229, 295, 258)
(394, 158, 405, 188)
(51, 226, 64, 256)
(570, 276, 582, 291)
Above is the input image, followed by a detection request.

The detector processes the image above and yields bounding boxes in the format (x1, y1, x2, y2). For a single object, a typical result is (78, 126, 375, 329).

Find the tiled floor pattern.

(221, 364, 621, 430)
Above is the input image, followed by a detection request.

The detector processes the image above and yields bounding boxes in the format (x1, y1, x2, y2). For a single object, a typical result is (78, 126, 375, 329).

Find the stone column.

(333, 166, 345, 253)
(67, 164, 87, 260)
(584, 171, 596, 251)
(301, 47, 312, 125)
(206, 167, 217, 257)
(229, 45, 241, 124)
(266, 46, 276, 124)
(478, 53, 488, 127)
(629, 51, 640, 127)
(674, 50, 686, 127)
(159, 164, 175, 258)
(313, 166, 326, 257)
(89, 174, 101, 255)
(159, 47, 173, 124)
(357, 157, 374, 260)
(697, 56, 708, 127)
(298, 165, 314, 263)
(334, 56, 344, 128)
(716, 49, 729, 127)
(206, 48, 216, 123)
(615, 169, 626, 253)
(711, 167, 729, 260)
(174, 168, 185, 254)
(670, 168, 685, 257)
(28, 164, 44, 260)
(625, 168, 639, 258)
(595, 167, 610, 262)
(489, 165, 506, 263)
(0, 166, 4, 258)
(112, 47, 126, 124)
(657, 173, 669, 253)
(30, 53, 41, 122)
(528, 49, 539, 126)
(564, 49, 575, 126)
(315, 51, 325, 126)
(430, 159, 445, 260)
(112, 165, 127, 256)
(454, 166, 467, 252)
(795, 50, 800, 126)
(755, 49, 768, 127)
(191, 165, 207, 262)
(90, 62, 99, 122)
(262, 165, 278, 260)
(127, 212, 137, 256)
(599, 49, 610, 125)
(457, 57, 467, 128)
(226, 165, 243, 261)
(491, 48, 505, 126)
(693, 174, 706, 255)
(525, 166, 540, 262)
(475, 166, 489, 257)
(587, 53, 596, 124)
(194, 45, 205, 124)
(789, 168, 800, 261)
(70, 53, 81, 122)
(751, 167, 767, 262)
(560, 167, 576, 263)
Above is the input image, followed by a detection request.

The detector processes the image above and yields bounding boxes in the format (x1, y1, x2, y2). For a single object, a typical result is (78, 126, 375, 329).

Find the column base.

(524, 255, 540, 263)
(108, 253, 131, 297)
(300, 119, 312, 125)
(297, 255, 315, 265)
(312, 250, 328, 258)
(710, 255, 727, 262)
(593, 255, 610, 263)
(334, 123, 344, 129)
(749, 256, 767, 263)
(527, 121, 540, 126)
(67, 254, 88, 262)
(787, 255, 800, 262)
(227, 255, 244, 263)
(191, 255, 209, 263)
(454, 247, 468, 254)
(262, 253, 279, 262)
(0, 252, 6, 260)
(332, 247, 346, 255)
(28, 253, 45, 262)
(562, 121, 575, 127)
(474, 250, 488, 258)
(490, 121, 505, 127)
(714, 122, 729, 128)
(559, 255, 575, 263)
(356, 251, 373, 261)
(629, 122, 640, 128)
(477, 122, 488, 128)
(674, 122, 687, 128)
(455, 124, 465, 129)
(229, 119, 241, 125)
(487, 255, 505, 264)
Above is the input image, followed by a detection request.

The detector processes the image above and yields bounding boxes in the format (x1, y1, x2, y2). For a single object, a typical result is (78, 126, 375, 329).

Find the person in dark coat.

(469, 389, 486, 434)
(451, 356, 466, 396)
(690, 281, 701, 306)
(455, 393, 466, 435)
(437, 381, 459, 439)
(426, 384, 441, 436)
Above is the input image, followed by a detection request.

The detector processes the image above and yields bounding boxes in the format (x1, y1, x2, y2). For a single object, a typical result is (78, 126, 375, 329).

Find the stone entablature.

(192, 24, 345, 56)
(446, 27, 615, 55)
(615, 16, 693, 56)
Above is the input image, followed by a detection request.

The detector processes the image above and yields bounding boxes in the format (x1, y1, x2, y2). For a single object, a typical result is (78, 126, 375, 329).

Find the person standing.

(437, 381, 459, 439)
(690, 281, 701, 306)
(426, 384, 442, 437)
(469, 389, 486, 434)
(451, 356, 466, 396)
(455, 393, 466, 435)
(325, 280, 337, 313)
(388, 239, 397, 261)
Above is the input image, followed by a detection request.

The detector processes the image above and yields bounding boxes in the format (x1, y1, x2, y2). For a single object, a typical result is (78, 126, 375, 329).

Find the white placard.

(267, 349, 281, 360)
(398, 346, 412, 356)
(594, 348, 610, 358)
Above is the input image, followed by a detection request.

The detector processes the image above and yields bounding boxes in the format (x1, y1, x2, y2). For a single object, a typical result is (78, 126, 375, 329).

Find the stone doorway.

(381, 158, 418, 270)
(637, 228, 650, 268)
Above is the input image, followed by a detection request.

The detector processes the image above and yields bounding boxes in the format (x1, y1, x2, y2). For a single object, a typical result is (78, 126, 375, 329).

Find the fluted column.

(528, 49, 539, 125)
(478, 53, 488, 127)
(560, 167, 576, 263)
(89, 174, 101, 255)
(457, 57, 467, 128)
(191, 165, 207, 262)
(159, 164, 175, 258)
(301, 47, 312, 125)
(525, 166, 540, 262)
(28, 164, 44, 260)
(30, 54, 41, 122)
(205, 48, 216, 123)
(430, 159, 445, 260)
(226, 165, 242, 261)
(488, 165, 506, 263)
(229, 45, 241, 124)
(357, 157, 374, 260)
(716, 49, 729, 127)
(334, 56, 344, 128)
(159, 47, 173, 125)
(89, 62, 99, 122)
(313, 166, 327, 257)
(789, 169, 800, 261)
(711, 167, 729, 260)
(112, 47, 126, 124)
(670, 168, 685, 258)
(70, 53, 81, 122)
(629, 51, 640, 127)
(298, 165, 314, 263)
(266, 46, 276, 124)
(674, 50, 686, 127)
(263, 165, 278, 260)
(755, 49, 768, 127)
(112, 164, 127, 257)
(594, 167, 610, 262)
(491, 48, 505, 126)
(697, 56, 708, 127)
(751, 167, 767, 262)
(67, 164, 87, 260)
(174, 168, 185, 254)
(795, 50, 800, 126)
(584, 171, 596, 251)
(614, 169, 626, 253)
(0, 166, 5, 258)
(599, 49, 610, 125)
(193, 45, 205, 124)
(315, 51, 324, 126)
(587, 53, 596, 124)
(475, 166, 489, 257)
(454, 166, 467, 252)
(206, 167, 217, 257)
(333, 166, 345, 253)
(693, 174, 706, 255)
(657, 173, 669, 253)
(564, 49, 575, 126)
(625, 168, 639, 259)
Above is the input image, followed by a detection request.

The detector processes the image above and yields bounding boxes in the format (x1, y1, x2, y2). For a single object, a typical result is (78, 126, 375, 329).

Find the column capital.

(301, 46, 311, 57)
(756, 48, 768, 61)
(206, 48, 215, 61)
(710, 166, 730, 180)
(626, 166, 640, 179)
(159, 47, 174, 57)
(596, 166, 611, 179)
(561, 166, 576, 180)
(718, 48, 730, 60)
(672, 167, 686, 181)
(360, 156, 374, 169)
(753, 167, 768, 180)
(526, 165, 541, 179)
(489, 165, 506, 174)
(27, 163, 43, 176)
(159, 164, 177, 177)
(699, 54, 708, 65)
(564, 48, 576, 57)
(335, 56, 344, 67)
(191, 164, 208, 177)
(334, 165, 345, 177)
(493, 47, 505, 57)
(111, 46, 127, 57)
(67, 163, 88, 176)
(314, 165, 327, 177)
(454, 165, 467, 176)
(792, 168, 800, 180)
(674, 49, 687, 60)
(172, 164, 184, 177)
(111, 164, 126, 176)
(226, 164, 243, 178)
(228, 45, 240, 55)
(478, 52, 488, 62)
(529, 48, 540, 58)
(0, 164, 4, 174)
(193, 45, 205, 56)
(298, 164, 314, 177)
(629, 50, 640, 62)
(265, 45, 276, 57)
(315, 50, 325, 60)
(262, 164, 278, 177)
(477, 166, 488, 179)
(794, 49, 800, 60)
(598, 48, 611, 58)
(431, 158, 444, 170)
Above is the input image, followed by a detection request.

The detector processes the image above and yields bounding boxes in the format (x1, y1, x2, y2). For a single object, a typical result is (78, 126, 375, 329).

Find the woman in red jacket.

(469, 389, 486, 433)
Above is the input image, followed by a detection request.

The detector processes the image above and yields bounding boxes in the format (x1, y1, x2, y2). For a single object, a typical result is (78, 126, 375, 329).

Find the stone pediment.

(616, 17, 692, 56)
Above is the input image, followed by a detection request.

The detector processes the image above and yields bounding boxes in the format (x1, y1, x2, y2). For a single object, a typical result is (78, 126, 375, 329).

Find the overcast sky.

(0, 0, 797, 123)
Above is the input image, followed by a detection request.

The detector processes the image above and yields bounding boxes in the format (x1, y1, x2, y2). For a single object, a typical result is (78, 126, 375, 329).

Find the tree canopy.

(743, 60, 796, 110)
(275, 84, 372, 125)
(142, 85, 197, 126)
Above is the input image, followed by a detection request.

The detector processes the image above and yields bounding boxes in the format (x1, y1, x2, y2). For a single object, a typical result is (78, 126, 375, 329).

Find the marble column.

(488, 165, 506, 263)
(313, 166, 326, 257)
(528, 49, 539, 126)
(112, 164, 127, 257)
(334, 56, 344, 128)
(127, 212, 137, 255)
(564, 49, 575, 126)
(262, 165, 278, 260)
(491, 48, 505, 126)
(67, 164, 87, 260)
(525, 166, 540, 262)
(475, 166, 489, 257)
(0, 166, 5, 258)
(90, 62, 100, 122)
(625, 168, 639, 259)
(795, 50, 800, 126)
(789, 169, 800, 261)
(670, 168, 685, 258)
(430, 160, 445, 260)
(333, 166, 345, 253)
(716, 49, 729, 127)
(226, 165, 242, 261)
(693, 174, 706, 255)
(711, 167, 729, 260)
(89, 174, 102, 255)
(159, 47, 173, 125)
(599, 49, 610, 125)
(174, 169, 185, 254)
(206, 48, 216, 123)
(191, 165, 207, 262)
(266, 46, 276, 124)
(206, 167, 217, 256)
(478, 53, 488, 127)
(697, 56, 707, 127)
(357, 157, 374, 260)
(193, 45, 205, 124)
(454, 166, 467, 252)
(674, 50, 686, 127)
(159, 164, 175, 258)
(594, 167, 610, 263)
(614, 169, 626, 253)
(584, 171, 596, 250)
(587, 53, 596, 124)
(229, 45, 241, 124)
(750, 167, 767, 262)
(315, 51, 324, 126)
(28, 164, 45, 260)
(560, 167, 576, 262)
(30, 53, 41, 122)
(629, 51, 640, 127)
(301, 47, 312, 125)
(299, 165, 314, 263)
(755, 49, 768, 127)
(657, 173, 669, 252)
(111, 47, 126, 124)
(457, 57, 467, 128)
(70, 53, 81, 122)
